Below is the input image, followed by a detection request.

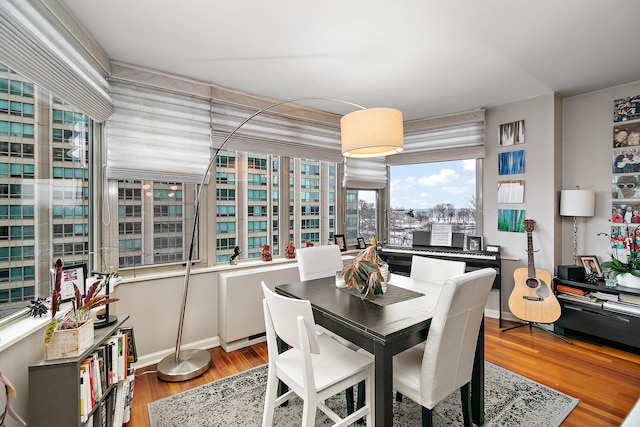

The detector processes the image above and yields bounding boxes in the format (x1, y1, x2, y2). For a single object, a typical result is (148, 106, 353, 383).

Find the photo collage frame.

(610, 95, 640, 244)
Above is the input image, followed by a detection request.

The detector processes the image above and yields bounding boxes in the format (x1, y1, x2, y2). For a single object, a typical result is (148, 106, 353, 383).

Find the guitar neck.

(527, 231, 536, 277)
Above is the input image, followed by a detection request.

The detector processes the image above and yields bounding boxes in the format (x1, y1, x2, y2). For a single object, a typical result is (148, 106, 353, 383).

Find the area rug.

(148, 362, 578, 426)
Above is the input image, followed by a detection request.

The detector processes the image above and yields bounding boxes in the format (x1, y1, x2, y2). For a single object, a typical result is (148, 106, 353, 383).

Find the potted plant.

(341, 245, 389, 300)
(44, 259, 119, 359)
(600, 227, 640, 289)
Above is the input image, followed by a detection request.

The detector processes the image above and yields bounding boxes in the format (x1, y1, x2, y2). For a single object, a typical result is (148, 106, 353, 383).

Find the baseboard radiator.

(218, 264, 301, 352)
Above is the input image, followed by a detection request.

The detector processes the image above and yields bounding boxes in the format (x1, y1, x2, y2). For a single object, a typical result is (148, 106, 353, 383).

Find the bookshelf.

(553, 278, 640, 349)
(28, 315, 130, 427)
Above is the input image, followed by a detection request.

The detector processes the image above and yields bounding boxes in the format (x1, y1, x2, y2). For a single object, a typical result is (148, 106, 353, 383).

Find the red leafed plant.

(44, 259, 120, 346)
(341, 245, 387, 300)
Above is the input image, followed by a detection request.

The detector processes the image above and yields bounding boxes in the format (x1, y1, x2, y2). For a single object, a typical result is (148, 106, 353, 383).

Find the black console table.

(553, 277, 640, 350)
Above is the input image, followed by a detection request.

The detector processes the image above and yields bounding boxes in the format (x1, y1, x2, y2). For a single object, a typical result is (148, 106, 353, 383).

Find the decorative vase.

(615, 273, 640, 289)
(44, 319, 94, 360)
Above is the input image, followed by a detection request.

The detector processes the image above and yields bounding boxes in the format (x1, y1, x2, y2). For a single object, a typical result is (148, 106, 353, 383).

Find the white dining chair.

(409, 255, 466, 285)
(296, 244, 361, 413)
(296, 245, 344, 281)
(296, 245, 356, 348)
(392, 268, 496, 427)
(260, 282, 374, 427)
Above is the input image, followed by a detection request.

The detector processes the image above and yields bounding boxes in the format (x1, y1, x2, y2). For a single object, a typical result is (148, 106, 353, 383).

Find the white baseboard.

(220, 334, 267, 352)
(133, 336, 220, 369)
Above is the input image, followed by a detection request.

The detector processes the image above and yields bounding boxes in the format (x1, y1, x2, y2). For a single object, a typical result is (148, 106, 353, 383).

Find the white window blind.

(210, 97, 343, 163)
(387, 109, 485, 165)
(0, 0, 113, 122)
(105, 81, 212, 183)
(342, 158, 387, 189)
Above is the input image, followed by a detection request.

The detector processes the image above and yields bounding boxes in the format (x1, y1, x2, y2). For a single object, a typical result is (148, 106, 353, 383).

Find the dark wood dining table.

(275, 274, 485, 426)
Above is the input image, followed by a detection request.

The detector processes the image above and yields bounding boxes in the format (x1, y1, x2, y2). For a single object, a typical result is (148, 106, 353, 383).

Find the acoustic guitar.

(508, 219, 561, 324)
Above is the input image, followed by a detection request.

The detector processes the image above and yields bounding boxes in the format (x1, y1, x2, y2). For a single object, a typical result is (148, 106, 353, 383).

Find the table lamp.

(560, 188, 595, 265)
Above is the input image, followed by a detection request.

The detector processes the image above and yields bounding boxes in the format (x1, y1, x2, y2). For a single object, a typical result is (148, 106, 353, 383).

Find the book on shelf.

(556, 284, 587, 296)
(620, 293, 640, 305)
(592, 291, 619, 302)
(602, 300, 640, 316)
(557, 293, 603, 308)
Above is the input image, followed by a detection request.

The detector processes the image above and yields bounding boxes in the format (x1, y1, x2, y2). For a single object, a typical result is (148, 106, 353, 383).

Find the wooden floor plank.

(127, 318, 640, 426)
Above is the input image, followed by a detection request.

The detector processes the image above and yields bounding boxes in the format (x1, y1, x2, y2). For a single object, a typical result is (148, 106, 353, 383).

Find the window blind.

(0, 0, 113, 122)
(386, 109, 485, 165)
(105, 81, 212, 183)
(342, 157, 387, 189)
(210, 94, 343, 163)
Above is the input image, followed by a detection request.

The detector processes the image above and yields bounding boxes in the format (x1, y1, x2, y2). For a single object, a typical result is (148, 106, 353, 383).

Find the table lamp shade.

(560, 189, 595, 217)
(340, 108, 404, 158)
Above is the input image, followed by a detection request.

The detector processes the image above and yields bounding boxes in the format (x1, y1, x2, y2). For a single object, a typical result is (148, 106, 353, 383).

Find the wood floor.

(128, 318, 640, 426)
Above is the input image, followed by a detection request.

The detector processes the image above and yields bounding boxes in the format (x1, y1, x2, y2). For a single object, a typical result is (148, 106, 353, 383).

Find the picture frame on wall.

(497, 180, 525, 203)
(577, 255, 603, 277)
(498, 150, 525, 175)
(334, 234, 347, 252)
(498, 209, 525, 232)
(614, 95, 640, 123)
(498, 120, 525, 146)
(613, 121, 640, 148)
(612, 148, 640, 174)
(612, 175, 640, 199)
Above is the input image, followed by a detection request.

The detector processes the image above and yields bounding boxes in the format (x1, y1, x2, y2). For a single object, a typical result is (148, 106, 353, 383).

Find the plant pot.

(44, 319, 94, 360)
(615, 273, 640, 289)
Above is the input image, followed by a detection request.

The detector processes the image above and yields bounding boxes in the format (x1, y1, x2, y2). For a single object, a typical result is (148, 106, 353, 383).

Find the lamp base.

(157, 349, 212, 382)
(93, 314, 118, 329)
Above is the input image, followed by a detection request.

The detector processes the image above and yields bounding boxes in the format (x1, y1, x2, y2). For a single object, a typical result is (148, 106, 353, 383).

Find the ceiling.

(60, 0, 640, 121)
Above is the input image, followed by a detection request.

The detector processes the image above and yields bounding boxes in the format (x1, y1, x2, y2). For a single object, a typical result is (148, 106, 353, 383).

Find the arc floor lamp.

(157, 97, 404, 381)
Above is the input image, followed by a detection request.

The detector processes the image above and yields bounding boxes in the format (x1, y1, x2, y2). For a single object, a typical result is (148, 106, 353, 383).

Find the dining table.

(275, 273, 485, 426)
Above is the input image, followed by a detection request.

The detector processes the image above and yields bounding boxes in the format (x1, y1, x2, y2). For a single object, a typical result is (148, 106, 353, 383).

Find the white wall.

(563, 80, 640, 261)
(483, 93, 562, 318)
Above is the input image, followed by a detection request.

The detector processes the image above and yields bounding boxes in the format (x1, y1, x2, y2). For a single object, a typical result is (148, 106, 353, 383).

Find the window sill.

(0, 302, 71, 353)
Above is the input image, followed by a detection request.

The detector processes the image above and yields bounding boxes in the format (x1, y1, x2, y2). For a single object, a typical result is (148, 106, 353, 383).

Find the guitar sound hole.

(526, 278, 539, 288)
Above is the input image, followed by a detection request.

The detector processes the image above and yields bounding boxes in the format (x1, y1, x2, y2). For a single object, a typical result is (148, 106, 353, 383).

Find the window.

(388, 160, 477, 246)
(0, 64, 92, 319)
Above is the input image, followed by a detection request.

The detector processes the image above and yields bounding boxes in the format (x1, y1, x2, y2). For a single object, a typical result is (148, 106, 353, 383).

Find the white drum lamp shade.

(340, 108, 404, 158)
(560, 189, 595, 217)
(560, 189, 595, 265)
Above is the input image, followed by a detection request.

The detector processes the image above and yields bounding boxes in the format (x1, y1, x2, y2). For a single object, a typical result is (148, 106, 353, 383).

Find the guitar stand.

(502, 321, 572, 344)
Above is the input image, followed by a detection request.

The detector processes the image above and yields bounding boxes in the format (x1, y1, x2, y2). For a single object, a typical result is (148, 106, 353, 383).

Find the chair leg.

(346, 386, 355, 414)
(460, 382, 472, 427)
(262, 369, 279, 427)
(301, 400, 317, 427)
(396, 391, 403, 402)
(422, 406, 433, 427)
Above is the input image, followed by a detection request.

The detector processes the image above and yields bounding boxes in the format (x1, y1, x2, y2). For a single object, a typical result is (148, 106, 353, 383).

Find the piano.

(379, 243, 503, 326)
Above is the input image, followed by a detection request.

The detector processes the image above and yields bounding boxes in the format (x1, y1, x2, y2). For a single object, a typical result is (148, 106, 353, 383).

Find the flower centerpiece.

(341, 245, 389, 300)
(44, 259, 119, 359)
(599, 225, 640, 289)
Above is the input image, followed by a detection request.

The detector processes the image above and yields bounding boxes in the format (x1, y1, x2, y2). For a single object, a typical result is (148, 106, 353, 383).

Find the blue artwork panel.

(498, 150, 524, 175)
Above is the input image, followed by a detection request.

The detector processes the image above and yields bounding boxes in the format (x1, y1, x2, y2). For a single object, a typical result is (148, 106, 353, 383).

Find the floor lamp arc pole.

(157, 97, 368, 382)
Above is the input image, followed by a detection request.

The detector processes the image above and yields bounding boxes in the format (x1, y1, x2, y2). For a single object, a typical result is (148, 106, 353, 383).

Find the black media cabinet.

(553, 277, 640, 350)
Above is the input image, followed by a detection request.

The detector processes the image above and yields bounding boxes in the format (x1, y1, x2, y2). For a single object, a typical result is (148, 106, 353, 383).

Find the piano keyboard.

(381, 246, 498, 260)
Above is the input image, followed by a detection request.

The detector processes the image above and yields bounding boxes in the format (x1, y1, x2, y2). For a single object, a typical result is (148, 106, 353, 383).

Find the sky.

(388, 159, 476, 211)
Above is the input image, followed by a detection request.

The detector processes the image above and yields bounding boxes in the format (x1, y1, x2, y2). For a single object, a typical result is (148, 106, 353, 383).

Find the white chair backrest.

(419, 268, 496, 408)
(261, 281, 320, 354)
(410, 255, 466, 285)
(296, 245, 344, 281)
